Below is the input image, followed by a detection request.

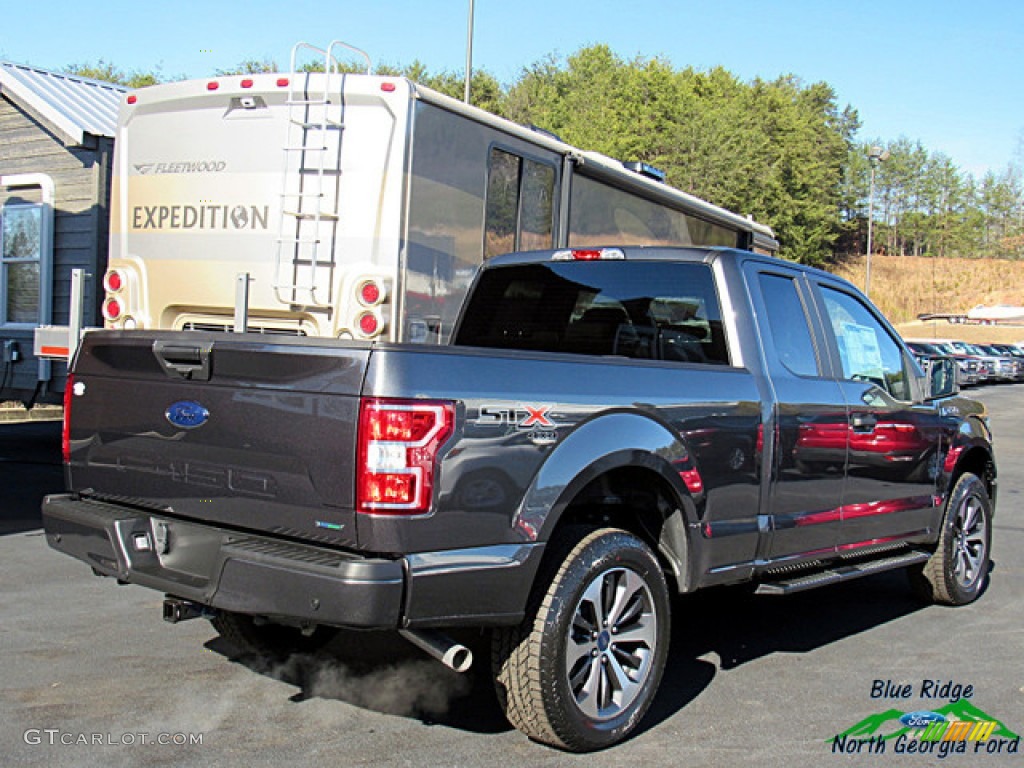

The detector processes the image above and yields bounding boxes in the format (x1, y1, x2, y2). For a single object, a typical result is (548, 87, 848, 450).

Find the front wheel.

(910, 472, 992, 605)
(492, 527, 671, 751)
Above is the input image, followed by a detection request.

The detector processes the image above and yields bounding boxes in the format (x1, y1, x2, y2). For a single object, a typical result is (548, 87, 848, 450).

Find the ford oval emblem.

(899, 711, 946, 728)
(166, 400, 210, 429)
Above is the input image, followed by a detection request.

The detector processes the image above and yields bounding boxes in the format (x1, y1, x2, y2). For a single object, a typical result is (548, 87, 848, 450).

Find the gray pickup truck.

(43, 246, 996, 751)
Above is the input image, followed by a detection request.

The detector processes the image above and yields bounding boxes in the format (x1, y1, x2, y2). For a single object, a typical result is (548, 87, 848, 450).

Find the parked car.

(905, 340, 980, 386)
(979, 343, 1024, 381)
(951, 341, 1016, 383)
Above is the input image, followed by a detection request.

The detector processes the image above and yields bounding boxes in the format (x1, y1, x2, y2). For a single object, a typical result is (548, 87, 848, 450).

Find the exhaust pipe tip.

(399, 628, 473, 673)
(441, 644, 474, 674)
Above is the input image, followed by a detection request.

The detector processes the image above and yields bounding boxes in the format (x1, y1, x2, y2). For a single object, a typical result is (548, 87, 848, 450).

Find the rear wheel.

(492, 527, 670, 751)
(211, 611, 337, 658)
(910, 472, 992, 605)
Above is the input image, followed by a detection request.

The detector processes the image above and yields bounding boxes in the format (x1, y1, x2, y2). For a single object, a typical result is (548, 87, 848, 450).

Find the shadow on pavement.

(206, 627, 512, 734)
(206, 570, 924, 743)
(0, 420, 63, 535)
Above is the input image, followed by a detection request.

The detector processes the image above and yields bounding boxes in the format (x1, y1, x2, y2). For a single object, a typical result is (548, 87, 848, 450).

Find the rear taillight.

(102, 297, 123, 322)
(62, 374, 74, 464)
(357, 279, 385, 306)
(350, 276, 390, 338)
(357, 311, 382, 336)
(103, 269, 125, 293)
(357, 398, 455, 515)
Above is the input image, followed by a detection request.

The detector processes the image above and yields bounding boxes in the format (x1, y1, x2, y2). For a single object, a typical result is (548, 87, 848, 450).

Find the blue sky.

(3, 0, 1022, 178)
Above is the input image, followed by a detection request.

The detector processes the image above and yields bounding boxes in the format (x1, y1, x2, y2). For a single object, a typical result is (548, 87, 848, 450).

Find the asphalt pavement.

(1, 388, 1021, 767)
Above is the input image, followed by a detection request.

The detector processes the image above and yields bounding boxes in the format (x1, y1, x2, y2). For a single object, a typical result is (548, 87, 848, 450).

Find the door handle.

(153, 340, 213, 381)
(850, 413, 877, 431)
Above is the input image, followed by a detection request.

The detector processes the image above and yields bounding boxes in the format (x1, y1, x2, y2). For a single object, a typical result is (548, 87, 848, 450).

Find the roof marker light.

(381, 82, 396, 93)
(276, 77, 289, 87)
(240, 78, 254, 89)
(207, 81, 219, 91)
(126, 94, 137, 105)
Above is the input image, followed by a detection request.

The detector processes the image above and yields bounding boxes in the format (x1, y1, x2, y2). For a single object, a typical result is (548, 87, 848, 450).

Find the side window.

(484, 149, 519, 259)
(484, 149, 555, 259)
(519, 161, 554, 251)
(1, 203, 44, 325)
(757, 273, 819, 377)
(819, 285, 911, 400)
(568, 174, 738, 248)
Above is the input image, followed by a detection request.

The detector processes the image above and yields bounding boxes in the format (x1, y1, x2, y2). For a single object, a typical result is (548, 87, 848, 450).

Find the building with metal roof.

(1, 62, 127, 404)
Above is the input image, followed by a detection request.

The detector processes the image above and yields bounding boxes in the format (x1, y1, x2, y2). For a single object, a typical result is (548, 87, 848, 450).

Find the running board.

(755, 550, 931, 595)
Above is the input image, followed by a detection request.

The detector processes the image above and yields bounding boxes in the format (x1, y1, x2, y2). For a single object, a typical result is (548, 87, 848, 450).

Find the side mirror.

(926, 356, 959, 400)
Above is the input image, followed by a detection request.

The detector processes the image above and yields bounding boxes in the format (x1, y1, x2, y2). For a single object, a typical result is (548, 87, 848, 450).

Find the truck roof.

(485, 245, 827, 274)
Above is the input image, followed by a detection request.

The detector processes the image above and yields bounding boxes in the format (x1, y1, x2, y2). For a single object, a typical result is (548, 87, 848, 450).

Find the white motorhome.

(99, 42, 778, 345)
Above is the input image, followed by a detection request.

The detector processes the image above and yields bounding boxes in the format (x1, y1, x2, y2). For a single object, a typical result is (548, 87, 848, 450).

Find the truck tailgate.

(66, 331, 370, 548)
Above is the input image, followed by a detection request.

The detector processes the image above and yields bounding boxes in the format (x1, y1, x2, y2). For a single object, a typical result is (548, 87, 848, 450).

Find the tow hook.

(162, 597, 213, 624)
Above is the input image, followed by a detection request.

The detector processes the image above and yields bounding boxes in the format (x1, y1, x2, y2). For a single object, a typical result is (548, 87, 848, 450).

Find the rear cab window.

(454, 260, 730, 365)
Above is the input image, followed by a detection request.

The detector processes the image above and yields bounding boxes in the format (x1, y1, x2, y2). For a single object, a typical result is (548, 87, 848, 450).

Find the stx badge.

(478, 404, 561, 431)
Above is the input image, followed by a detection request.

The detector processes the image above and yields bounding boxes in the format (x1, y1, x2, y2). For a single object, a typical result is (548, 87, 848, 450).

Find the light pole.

(464, 0, 475, 104)
(865, 145, 889, 297)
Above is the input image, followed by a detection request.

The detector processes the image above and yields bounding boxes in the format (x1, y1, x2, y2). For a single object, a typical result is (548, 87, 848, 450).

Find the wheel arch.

(513, 411, 700, 593)
(945, 436, 997, 511)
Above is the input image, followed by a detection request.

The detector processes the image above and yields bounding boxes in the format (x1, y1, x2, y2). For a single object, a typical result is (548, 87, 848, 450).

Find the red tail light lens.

(357, 398, 455, 515)
(358, 280, 382, 306)
(62, 374, 74, 464)
(102, 297, 123, 322)
(103, 269, 124, 293)
(357, 311, 381, 336)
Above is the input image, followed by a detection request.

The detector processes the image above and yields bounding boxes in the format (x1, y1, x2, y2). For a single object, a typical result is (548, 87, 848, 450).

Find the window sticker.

(840, 322, 884, 378)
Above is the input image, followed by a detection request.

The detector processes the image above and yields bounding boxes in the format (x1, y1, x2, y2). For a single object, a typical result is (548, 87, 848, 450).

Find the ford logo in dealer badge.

(165, 400, 210, 429)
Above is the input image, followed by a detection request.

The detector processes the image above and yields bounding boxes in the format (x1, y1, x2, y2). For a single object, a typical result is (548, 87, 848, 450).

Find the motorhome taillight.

(358, 280, 384, 306)
(552, 248, 626, 261)
(102, 297, 124, 322)
(103, 269, 124, 293)
(357, 398, 455, 515)
(357, 311, 381, 336)
(62, 374, 73, 464)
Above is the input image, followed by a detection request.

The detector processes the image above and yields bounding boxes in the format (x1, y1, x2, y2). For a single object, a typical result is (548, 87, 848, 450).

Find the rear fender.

(512, 411, 699, 588)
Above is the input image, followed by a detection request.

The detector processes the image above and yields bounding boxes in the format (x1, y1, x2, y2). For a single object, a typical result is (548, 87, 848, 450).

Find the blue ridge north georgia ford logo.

(165, 401, 210, 429)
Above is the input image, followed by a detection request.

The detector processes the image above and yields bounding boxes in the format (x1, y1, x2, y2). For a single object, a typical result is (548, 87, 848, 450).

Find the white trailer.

(88, 42, 778, 347)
